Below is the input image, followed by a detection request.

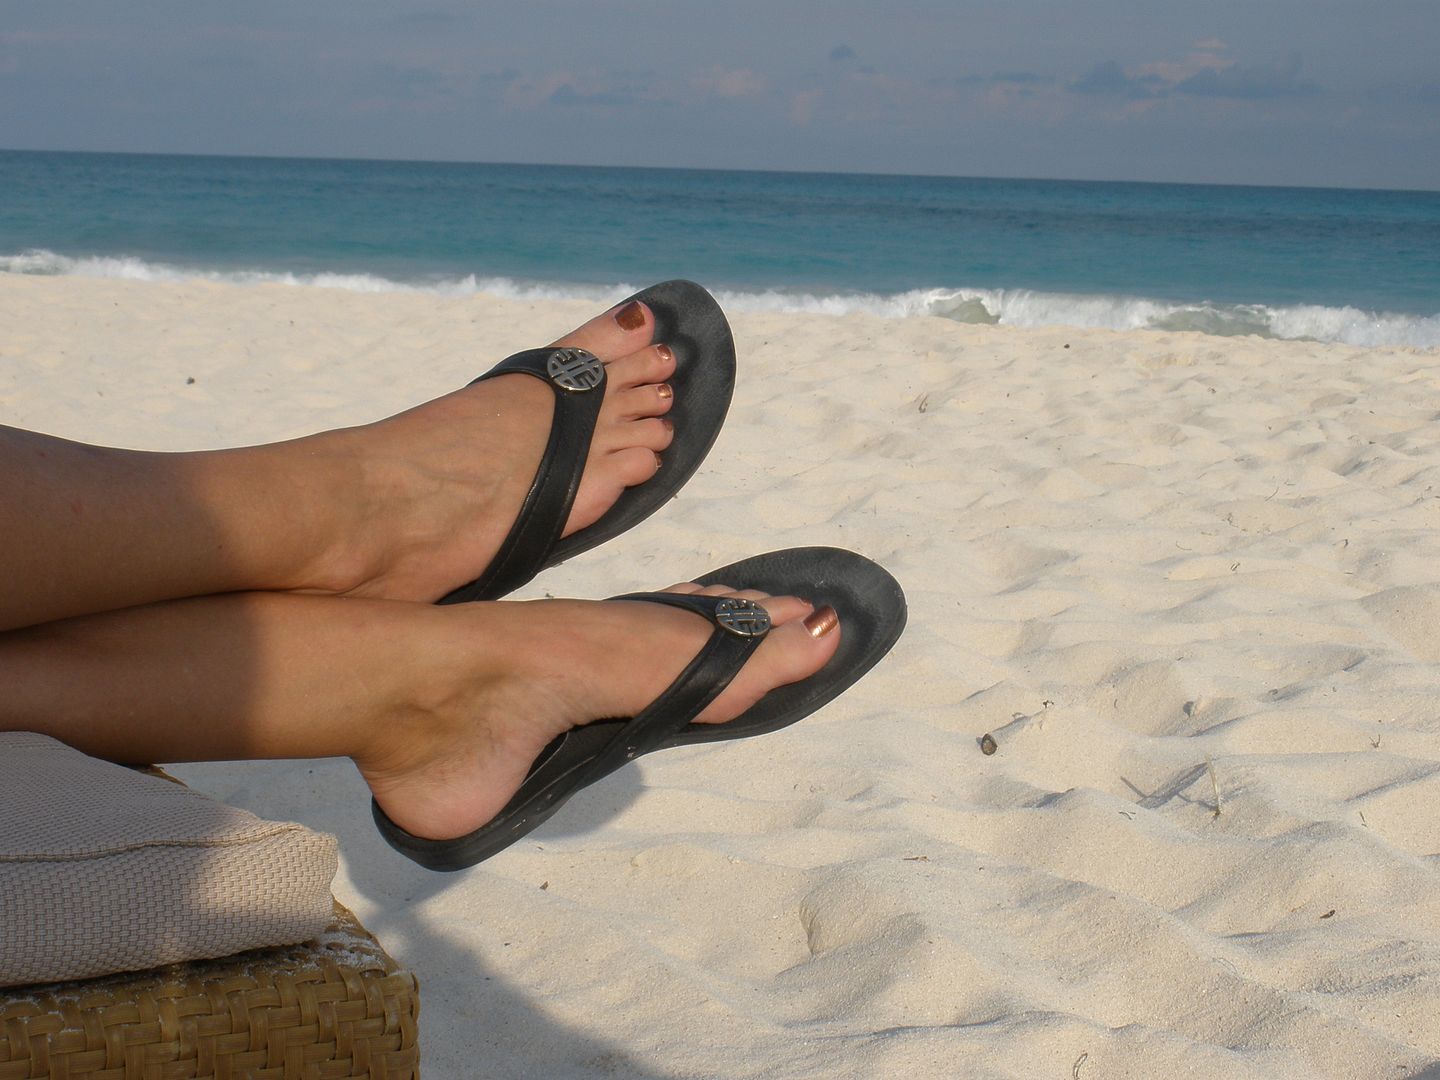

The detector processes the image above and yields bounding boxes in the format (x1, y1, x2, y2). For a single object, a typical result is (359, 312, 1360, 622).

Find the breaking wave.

(4, 249, 1436, 349)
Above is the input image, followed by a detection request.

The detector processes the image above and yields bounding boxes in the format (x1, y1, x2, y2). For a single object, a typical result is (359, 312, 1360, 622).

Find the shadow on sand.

(170, 755, 674, 1079)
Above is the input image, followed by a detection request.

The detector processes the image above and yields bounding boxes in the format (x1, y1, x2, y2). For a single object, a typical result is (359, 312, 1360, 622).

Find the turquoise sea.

(2, 149, 1437, 347)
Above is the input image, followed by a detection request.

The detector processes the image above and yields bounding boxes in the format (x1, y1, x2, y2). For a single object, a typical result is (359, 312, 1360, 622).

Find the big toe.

(694, 598, 842, 725)
(552, 297, 655, 360)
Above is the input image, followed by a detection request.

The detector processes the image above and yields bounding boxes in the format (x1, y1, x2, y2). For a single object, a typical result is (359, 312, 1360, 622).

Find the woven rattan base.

(0, 902, 418, 1080)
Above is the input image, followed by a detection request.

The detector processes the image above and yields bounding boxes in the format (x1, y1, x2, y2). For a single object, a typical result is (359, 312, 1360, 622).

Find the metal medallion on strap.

(546, 348, 605, 393)
(714, 598, 772, 638)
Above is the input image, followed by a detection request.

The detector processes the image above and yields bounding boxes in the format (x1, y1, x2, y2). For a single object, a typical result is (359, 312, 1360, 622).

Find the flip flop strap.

(571, 592, 770, 789)
(448, 347, 607, 601)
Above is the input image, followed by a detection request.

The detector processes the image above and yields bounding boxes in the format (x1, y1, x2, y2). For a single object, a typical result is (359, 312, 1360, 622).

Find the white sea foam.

(720, 285, 1440, 348)
(3, 249, 1436, 349)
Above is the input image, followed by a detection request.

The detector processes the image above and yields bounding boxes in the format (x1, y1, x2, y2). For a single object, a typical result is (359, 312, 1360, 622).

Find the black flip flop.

(440, 280, 735, 603)
(375, 547, 907, 871)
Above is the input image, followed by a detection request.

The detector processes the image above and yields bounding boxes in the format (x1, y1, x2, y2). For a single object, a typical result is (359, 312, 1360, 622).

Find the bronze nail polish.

(614, 300, 645, 331)
(654, 343, 674, 364)
(803, 605, 838, 638)
(656, 383, 673, 400)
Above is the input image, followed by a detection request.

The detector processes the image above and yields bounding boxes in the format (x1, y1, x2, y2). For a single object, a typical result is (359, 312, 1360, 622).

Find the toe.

(608, 382, 675, 422)
(609, 446, 665, 489)
(590, 413, 672, 454)
(627, 417, 675, 453)
(694, 605, 842, 725)
(556, 321, 678, 540)
(587, 408, 671, 452)
(759, 611, 842, 684)
(605, 344, 676, 391)
(551, 299, 655, 360)
(759, 595, 815, 622)
(709, 591, 813, 622)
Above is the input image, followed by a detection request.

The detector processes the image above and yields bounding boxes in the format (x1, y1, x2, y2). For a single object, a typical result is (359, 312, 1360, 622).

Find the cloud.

(546, 83, 641, 108)
(958, 71, 1054, 87)
(359, 64, 450, 103)
(1070, 52, 1317, 102)
(498, 68, 654, 111)
(1069, 60, 1165, 99)
(691, 66, 767, 99)
(1174, 54, 1317, 99)
(830, 44, 857, 63)
(346, 62, 461, 114)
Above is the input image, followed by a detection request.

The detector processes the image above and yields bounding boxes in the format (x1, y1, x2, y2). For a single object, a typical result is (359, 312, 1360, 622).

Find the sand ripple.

(7, 276, 1440, 1078)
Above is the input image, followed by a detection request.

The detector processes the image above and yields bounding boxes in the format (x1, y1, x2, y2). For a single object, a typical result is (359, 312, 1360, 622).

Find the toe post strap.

(582, 593, 770, 783)
(444, 348, 608, 602)
(438, 281, 738, 603)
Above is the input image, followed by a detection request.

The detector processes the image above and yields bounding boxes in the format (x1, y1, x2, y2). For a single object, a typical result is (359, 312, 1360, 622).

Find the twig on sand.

(1206, 757, 1222, 817)
(1072, 1051, 1089, 1078)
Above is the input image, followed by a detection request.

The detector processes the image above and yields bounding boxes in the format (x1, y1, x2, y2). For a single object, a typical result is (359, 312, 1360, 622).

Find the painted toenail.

(656, 383, 673, 400)
(614, 301, 645, 331)
(655, 343, 674, 364)
(803, 605, 839, 638)
(662, 417, 674, 433)
(653, 452, 663, 471)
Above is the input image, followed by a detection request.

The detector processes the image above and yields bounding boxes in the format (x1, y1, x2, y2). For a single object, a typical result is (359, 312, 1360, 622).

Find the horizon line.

(3, 145, 1436, 198)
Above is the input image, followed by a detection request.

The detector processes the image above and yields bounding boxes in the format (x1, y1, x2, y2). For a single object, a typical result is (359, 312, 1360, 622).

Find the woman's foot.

(0, 295, 701, 632)
(300, 298, 678, 602)
(360, 584, 842, 843)
(0, 577, 839, 844)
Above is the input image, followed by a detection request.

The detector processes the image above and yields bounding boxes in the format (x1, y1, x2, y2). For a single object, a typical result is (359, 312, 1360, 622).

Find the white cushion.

(0, 732, 337, 986)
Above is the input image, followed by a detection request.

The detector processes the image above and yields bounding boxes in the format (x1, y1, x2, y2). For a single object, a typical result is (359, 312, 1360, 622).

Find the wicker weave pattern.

(0, 905, 419, 1079)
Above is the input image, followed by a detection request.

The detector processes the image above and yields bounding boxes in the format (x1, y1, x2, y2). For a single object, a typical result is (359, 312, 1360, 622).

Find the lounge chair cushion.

(0, 732, 337, 987)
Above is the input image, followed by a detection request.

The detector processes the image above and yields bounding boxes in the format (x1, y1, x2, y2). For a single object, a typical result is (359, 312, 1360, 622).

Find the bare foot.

(0, 575, 839, 843)
(300, 298, 677, 601)
(361, 585, 842, 843)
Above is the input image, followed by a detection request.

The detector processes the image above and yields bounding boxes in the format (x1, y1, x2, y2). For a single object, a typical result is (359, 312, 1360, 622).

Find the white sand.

(5, 273, 1440, 1079)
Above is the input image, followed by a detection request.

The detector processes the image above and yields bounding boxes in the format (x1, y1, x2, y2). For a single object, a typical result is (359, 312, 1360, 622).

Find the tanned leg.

(0, 587, 840, 842)
(0, 299, 675, 631)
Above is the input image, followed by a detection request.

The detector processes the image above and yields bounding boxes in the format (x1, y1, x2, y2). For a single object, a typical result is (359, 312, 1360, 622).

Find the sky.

(1, 1, 1437, 190)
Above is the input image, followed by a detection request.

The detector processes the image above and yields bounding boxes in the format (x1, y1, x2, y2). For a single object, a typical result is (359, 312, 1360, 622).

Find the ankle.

(357, 598, 632, 841)
(244, 430, 388, 595)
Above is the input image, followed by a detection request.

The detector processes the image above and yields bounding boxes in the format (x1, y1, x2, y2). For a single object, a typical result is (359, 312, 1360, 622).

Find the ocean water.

(2, 149, 1437, 347)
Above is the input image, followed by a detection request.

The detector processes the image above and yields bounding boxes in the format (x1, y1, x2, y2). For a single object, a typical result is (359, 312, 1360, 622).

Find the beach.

(5, 271, 1440, 1078)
